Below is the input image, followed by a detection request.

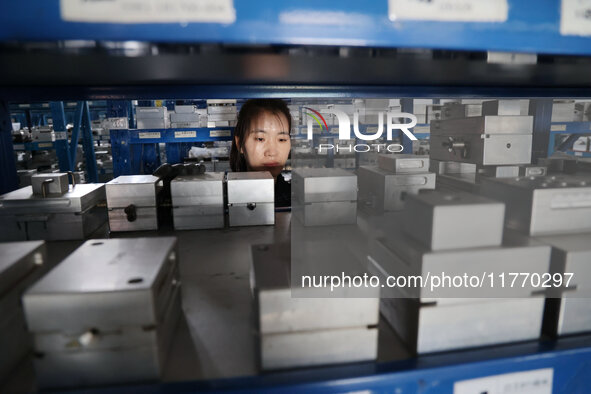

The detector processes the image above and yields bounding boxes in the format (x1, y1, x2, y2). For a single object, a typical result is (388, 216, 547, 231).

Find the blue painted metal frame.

(547, 121, 591, 157)
(2, 1, 591, 56)
(0, 99, 19, 194)
(50, 101, 72, 172)
(110, 128, 234, 176)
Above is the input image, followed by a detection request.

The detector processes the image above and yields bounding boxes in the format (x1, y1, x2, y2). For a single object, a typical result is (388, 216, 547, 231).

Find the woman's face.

(239, 110, 291, 179)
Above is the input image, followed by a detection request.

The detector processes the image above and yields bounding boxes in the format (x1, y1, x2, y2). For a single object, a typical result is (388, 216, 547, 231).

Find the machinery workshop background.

(1, 1, 591, 393)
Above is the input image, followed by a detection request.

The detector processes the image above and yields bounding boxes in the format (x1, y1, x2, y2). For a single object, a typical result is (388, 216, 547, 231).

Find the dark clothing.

(275, 173, 291, 208)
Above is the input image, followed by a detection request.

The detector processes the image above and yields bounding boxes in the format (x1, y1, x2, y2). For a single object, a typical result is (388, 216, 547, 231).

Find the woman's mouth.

(263, 162, 280, 167)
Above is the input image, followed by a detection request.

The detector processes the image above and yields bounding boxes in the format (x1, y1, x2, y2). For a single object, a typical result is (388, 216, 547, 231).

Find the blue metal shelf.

(2, 1, 591, 56)
(547, 121, 591, 157)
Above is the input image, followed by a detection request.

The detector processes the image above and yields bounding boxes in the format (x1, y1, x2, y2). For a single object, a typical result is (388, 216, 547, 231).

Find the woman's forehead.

(250, 111, 289, 132)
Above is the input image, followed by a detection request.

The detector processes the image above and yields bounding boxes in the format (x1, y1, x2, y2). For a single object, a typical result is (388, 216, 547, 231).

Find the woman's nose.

(265, 139, 278, 156)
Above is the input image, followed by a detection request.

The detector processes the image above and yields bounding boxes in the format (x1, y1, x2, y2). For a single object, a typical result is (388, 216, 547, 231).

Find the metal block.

(172, 206, 224, 230)
(137, 118, 167, 129)
(292, 168, 357, 203)
(481, 100, 529, 116)
(435, 173, 480, 194)
(171, 122, 200, 128)
(207, 113, 237, 122)
(431, 116, 533, 135)
(170, 113, 199, 123)
(106, 175, 160, 208)
(357, 166, 435, 212)
(108, 207, 158, 231)
(429, 159, 476, 175)
(537, 157, 578, 174)
(477, 165, 520, 178)
(136, 107, 167, 119)
(227, 172, 274, 226)
(480, 175, 591, 235)
(441, 103, 481, 120)
(31, 173, 69, 196)
(429, 133, 532, 165)
(519, 165, 547, 177)
(377, 154, 429, 173)
(381, 297, 544, 354)
(171, 173, 224, 230)
(402, 191, 504, 251)
(174, 105, 195, 114)
(551, 100, 576, 122)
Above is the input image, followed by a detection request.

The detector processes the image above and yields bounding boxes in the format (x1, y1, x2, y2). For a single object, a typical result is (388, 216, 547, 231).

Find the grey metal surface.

(430, 116, 533, 135)
(401, 191, 505, 251)
(172, 206, 224, 230)
(429, 133, 533, 165)
(0, 241, 44, 296)
(429, 159, 476, 175)
(292, 167, 357, 203)
(226, 172, 274, 204)
(295, 201, 357, 226)
(478, 165, 520, 178)
(31, 173, 69, 196)
(0, 184, 106, 214)
(555, 298, 591, 336)
(519, 165, 547, 177)
(377, 154, 429, 174)
(435, 173, 480, 194)
(0, 308, 32, 384)
(480, 175, 591, 235)
(108, 207, 158, 231)
(106, 175, 160, 208)
(357, 166, 435, 212)
(441, 103, 481, 120)
(171, 173, 224, 206)
(228, 203, 274, 227)
(23, 237, 178, 332)
(481, 100, 529, 116)
(380, 297, 544, 354)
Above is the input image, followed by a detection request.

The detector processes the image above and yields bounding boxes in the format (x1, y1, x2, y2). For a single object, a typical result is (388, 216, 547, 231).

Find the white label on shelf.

(388, 0, 508, 22)
(60, 0, 236, 24)
(210, 129, 231, 137)
(454, 368, 553, 394)
(138, 132, 161, 139)
(38, 143, 54, 148)
(54, 132, 67, 140)
(13, 144, 25, 150)
(561, 0, 591, 36)
(174, 131, 197, 138)
(551, 124, 568, 131)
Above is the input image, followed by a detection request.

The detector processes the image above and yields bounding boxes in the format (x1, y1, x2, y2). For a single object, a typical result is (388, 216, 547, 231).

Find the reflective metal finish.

(106, 175, 160, 231)
(171, 173, 224, 230)
(31, 173, 69, 196)
(377, 154, 429, 174)
(227, 172, 274, 227)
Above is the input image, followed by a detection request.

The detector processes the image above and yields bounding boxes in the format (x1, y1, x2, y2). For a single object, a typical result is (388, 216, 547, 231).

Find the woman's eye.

(256, 137, 265, 142)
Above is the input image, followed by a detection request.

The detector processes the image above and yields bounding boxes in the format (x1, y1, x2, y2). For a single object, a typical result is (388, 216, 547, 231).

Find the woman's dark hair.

(230, 99, 291, 172)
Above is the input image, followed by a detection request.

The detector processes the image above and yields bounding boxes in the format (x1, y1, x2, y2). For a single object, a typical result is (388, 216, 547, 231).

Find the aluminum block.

(137, 119, 168, 129)
(108, 207, 158, 231)
(430, 116, 533, 135)
(429, 133, 533, 165)
(519, 165, 547, 177)
(480, 175, 591, 235)
(536, 233, 591, 290)
(380, 297, 544, 354)
(171, 173, 224, 206)
(481, 100, 529, 116)
(170, 113, 199, 123)
(547, 298, 591, 336)
(377, 154, 429, 174)
(357, 166, 435, 212)
(31, 173, 69, 196)
(441, 103, 481, 119)
(295, 201, 357, 226)
(136, 107, 167, 119)
(292, 168, 357, 203)
(172, 206, 224, 230)
(24, 237, 179, 333)
(174, 105, 195, 114)
(228, 203, 274, 227)
(429, 159, 476, 175)
(0, 241, 45, 297)
(170, 122, 200, 128)
(435, 173, 480, 194)
(477, 165, 520, 178)
(227, 172, 274, 226)
(551, 101, 576, 122)
(402, 191, 504, 251)
(106, 175, 160, 208)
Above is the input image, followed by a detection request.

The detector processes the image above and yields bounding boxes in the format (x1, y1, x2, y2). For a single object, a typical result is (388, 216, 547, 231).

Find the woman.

(230, 99, 291, 207)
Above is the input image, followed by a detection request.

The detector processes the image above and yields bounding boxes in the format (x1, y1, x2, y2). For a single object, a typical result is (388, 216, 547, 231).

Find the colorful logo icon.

(304, 107, 328, 131)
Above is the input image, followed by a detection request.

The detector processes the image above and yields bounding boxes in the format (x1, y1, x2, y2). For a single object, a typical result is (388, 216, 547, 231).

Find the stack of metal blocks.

(0, 173, 107, 241)
(170, 105, 200, 128)
(370, 190, 550, 354)
(136, 107, 168, 129)
(250, 243, 379, 370)
(105, 175, 161, 231)
(480, 174, 591, 337)
(23, 237, 182, 389)
(170, 172, 225, 230)
(358, 154, 435, 213)
(0, 241, 46, 385)
(292, 167, 357, 226)
(206, 99, 237, 128)
(226, 172, 274, 227)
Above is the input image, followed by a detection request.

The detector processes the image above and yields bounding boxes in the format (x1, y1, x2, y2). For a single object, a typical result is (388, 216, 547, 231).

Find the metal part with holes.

(106, 175, 160, 231)
(401, 191, 505, 251)
(227, 172, 274, 227)
(480, 175, 591, 236)
(171, 173, 224, 230)
(31, 173, 70, 196)
(292, 168, 357, 226)
(357, 166, 435, 212)
(23, 237, 181, 388)
(251, 243, 378, 370)
(0, 241, 46, 383)
(0, 184, 107, 241)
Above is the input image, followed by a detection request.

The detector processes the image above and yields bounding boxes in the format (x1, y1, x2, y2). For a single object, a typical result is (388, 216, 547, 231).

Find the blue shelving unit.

(547, 121, 591, 157)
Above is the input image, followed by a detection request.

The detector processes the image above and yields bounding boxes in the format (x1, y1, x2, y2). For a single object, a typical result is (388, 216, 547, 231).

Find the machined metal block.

(551, 100, 576, 122)
(380, 297, 544, 354)
(136, 107, 167, 119)
(295, 201, 357, 226)
(108, 207, 158, 231)
(441, 103, 481, 119)
(174, 105, 195, 114)
(430, 116, 533, 135)
(429, 133, 533, 165)
(536, 233, 591, 291)
(402, 191, 505, 251)
(172, 206, 224, 230)
(170, 113, 199, 123)
(31, 173, 69, 196)
(106, 175, 160, 208)
(480, 175, 591, 236)
(435, 173, 480, 194)
(477, 165, 520, 178)
(292, 167, 357, 203)
(137, 119, 167, 129)
(357, 166, 435, 212)
(545, 298, 591, 337)
(429, 159, 476, 175)
(171, 173, 224, 206)
(227, 172, 274, 227)
(519, 165, 547, 177)
(377, 154, 429, 174)
(481, 100, 529, 116)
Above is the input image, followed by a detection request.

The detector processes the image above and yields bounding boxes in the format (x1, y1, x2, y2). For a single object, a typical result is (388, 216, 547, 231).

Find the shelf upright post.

(50, 101, 72, 172)
(528, 99, 553, 160)
(0, 100, 18, 194)
(80, 101, 98, 182)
